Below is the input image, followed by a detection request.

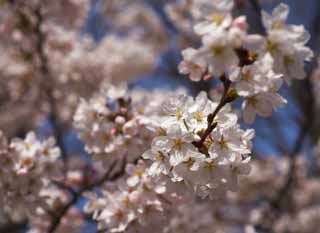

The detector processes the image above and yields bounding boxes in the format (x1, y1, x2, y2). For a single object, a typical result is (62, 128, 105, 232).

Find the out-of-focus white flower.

(193, 0, 233, 35)
(0, 131, 61, 219)
(242, 91, 287, 124)
(179, 48, 207, 81)
(262, 3, 313, 82)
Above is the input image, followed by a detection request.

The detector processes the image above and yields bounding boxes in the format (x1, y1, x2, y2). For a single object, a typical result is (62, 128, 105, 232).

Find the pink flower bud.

(232, 16, 248, 31)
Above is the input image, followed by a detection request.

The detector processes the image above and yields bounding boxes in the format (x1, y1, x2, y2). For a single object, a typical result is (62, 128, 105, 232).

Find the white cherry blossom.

(179, 48, 207, 81)
(200, 29, 239, 77)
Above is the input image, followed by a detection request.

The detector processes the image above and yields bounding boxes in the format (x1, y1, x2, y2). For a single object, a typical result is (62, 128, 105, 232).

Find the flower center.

(204, 160, 216, 171)
(218, 136, 228, 149)
(175, 109, 183, 120)
(115, 209, 125, 220)
(174, 138, 183, 150)
(135, 169, 143, 177)
(155, 151, 164, 161)
(212, 14, 224, 25)
(21, 157, 33, 167)
(194, 111, 203, 122)
(284, 55, 295, 66)
(267, 41, 278, 54)
(242, 70, 252, 81)
(184, 158, 195, 168)
(211, 46, 224, 56)
(272, 22, 285, 30)
(247, 96, 257, 107)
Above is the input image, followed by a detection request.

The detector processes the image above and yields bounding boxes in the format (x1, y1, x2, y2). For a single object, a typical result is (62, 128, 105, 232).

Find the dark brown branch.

(193, 75, 233, 152)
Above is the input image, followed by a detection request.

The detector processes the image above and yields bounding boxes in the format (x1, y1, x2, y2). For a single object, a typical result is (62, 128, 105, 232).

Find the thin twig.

(47, 156, 133, 233)
(193, 75, 232, 151)
(47, 159, 122, 233)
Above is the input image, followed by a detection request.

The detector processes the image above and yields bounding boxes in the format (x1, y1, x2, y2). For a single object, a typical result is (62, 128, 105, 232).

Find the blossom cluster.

(0, 131, 61, 220)
(73, 84, 161, 163)
(143, 91, 253, 198)
(261, 3, 313, 82)
(178, 2, 312, 123)
(85, 160, 184, 233)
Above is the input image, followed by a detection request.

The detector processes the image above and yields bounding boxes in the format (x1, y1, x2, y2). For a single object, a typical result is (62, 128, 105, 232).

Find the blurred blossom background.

(1, 0, 320, 232)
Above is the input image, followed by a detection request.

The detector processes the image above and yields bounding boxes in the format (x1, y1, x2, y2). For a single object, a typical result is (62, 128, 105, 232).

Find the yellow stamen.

(212, 14, 224, 25)
(194, 111, 203, 122)
(247, 96, 257, 107)
(212, 46, 224, 56)
(174, 138, 183, 150)
(175, 109, 183, 120)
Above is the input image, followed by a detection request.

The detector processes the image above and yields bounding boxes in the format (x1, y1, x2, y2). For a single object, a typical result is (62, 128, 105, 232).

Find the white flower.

(98, 193, 135, 232)
(230, 53, 280, 96)
(142, 148, 169, 177)
(125, 160, 147, 187)
(10, 132, 41, 174)
(73, 96, 108, 133)
(153, 125, 197, 167)
(242, 92, 287, 124)
(171, 150, 206, 183)
(194, 8, 232, 35)
(200, 29, 239, 77)
(161, 94, 192, 128)
(209, 125, 251, 157)
(196, 153, 229, 192)
(228, 16, 248, 48)
(262, 3, 313, 81)
(266, 30, 312, 82)
(192, 0, 234, 34)
(179, 48, 206, 81)
(186, 91, 214, 131)
(262, 3, 289, 31)
(39, 137, 61, 162)
(211, 102, 238, 130)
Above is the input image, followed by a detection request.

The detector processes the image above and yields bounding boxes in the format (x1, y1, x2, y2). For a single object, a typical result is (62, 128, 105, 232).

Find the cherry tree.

(0, 0, 320, 233)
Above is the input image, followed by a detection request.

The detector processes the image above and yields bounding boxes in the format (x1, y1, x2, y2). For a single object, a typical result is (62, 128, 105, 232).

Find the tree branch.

(192, 76, 233, 154)
(47, 158, 128, 233)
